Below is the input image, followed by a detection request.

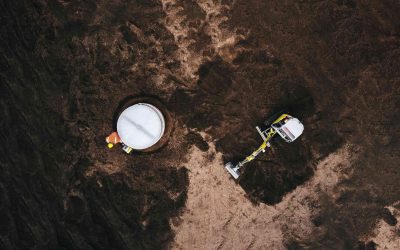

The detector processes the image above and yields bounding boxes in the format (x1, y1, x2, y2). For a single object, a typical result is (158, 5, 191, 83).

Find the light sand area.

(170, 136, 358, 249)
(363, 204, 400, 250)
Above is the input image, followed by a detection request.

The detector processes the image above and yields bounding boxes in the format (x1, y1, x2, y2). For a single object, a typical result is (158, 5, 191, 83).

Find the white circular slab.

(117, 103, 165, 150)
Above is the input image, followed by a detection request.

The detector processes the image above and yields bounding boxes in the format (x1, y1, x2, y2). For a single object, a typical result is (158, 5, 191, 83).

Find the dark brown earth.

(1, 0, 400, 249)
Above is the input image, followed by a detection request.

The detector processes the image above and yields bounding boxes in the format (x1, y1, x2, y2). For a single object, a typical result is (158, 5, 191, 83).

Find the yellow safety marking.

(272, 114, 289, 124)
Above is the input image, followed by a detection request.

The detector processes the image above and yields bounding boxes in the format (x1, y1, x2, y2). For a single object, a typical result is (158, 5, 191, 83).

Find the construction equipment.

(225, 114, 304, 179)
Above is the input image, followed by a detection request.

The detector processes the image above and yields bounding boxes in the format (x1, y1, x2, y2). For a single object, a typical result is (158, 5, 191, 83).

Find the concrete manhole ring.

(112, 95, 173, 153)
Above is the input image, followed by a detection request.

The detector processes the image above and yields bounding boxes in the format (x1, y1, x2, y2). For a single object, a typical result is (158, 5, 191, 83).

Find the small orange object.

(106, 132, 121, 148)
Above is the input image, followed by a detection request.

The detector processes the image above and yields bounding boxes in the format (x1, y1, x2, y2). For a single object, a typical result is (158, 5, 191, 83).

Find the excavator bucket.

(225, 162, 240, 179)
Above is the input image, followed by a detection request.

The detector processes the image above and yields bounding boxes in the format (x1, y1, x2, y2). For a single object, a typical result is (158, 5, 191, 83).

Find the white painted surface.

(284, 118, 304, 140)
(117, 103, 165, 149)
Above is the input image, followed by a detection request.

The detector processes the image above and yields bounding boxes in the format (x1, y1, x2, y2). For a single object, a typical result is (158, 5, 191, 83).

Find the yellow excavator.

(225, 114, 304, 179)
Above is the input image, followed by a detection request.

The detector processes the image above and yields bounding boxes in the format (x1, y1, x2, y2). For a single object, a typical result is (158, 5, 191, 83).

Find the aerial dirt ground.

(1, 0, 400, 249)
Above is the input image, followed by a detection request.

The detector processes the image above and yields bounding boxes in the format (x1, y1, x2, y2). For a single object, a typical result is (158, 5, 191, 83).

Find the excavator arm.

(224, 113, 304, 180)
(238, 129, 276, 167)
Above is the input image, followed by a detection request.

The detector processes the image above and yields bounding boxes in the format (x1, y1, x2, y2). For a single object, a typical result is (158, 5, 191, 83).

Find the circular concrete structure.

(117, 103, 165, 150)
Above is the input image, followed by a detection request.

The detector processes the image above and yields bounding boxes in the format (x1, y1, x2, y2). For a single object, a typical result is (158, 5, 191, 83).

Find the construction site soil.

(1, 0, 400, 249)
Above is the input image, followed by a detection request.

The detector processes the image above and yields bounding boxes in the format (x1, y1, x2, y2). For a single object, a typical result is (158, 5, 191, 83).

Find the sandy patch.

(170, 136, 358, 249)
(161, 0, 243, 81)
(363, 204, 400, 249)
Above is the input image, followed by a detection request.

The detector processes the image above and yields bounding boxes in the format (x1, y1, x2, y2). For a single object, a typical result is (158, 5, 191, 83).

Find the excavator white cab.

(271, 116, 304, 143)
